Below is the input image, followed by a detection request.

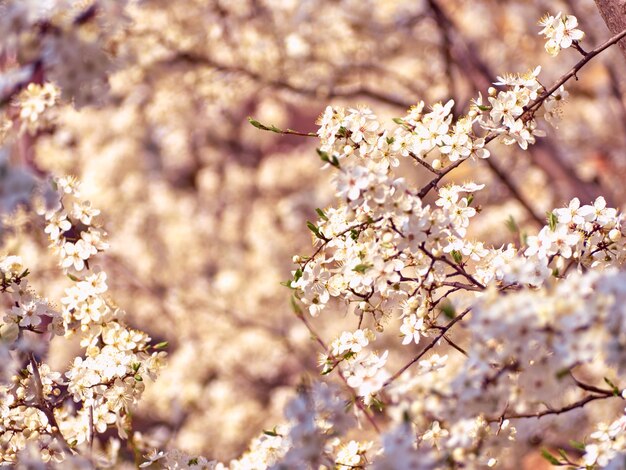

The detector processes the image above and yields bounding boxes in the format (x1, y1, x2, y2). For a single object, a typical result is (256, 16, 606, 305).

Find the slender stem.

(442, 334, 468, 356)
(29, 354, 74, 454)
(570, 372, 615, 395)
(88, 404, 94, 454)
(420, 246, 485, 289)
(409, 151, 441, 175)
(483, 156, 544, 226)
(296, 312, 381, 434)
(417, 26, 626, 200)
(487, 393, 614, 422)
(382, 307, 472, 388)
(300, 217, 382, 270)
(526, 28, 626, 115)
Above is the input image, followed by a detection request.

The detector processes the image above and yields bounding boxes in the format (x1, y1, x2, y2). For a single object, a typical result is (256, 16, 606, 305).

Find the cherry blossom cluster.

(4, 3, 626, 468)
(13, 82, 60, 135)
(147, 383, 362, 469)
(1, 0, 127, 107)
(0, 179, 166, 466)
(582, 404, 626, 468)
(454, 269, 626, 417)
(539, 12, 585, 56)
(278, 11, 626, 469)
(471, 66, 569, 149)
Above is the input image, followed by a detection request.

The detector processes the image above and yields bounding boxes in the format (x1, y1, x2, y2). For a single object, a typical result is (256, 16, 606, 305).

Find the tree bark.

(594, 0, 626, 60)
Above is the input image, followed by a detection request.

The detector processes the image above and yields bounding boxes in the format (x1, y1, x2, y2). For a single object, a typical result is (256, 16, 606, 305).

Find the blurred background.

(1, 0, 626, 464)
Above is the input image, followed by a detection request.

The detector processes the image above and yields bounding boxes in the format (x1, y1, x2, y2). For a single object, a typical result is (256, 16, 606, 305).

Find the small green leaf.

(306, 221, 323, 239)
(248, 117, 265, 130)
(477, 105, 490, 111)
(521, 232, 528, 246)
(153, 341, 168, 350)
(294, 268, 303, 282)
(290, 296, 303, 316)
(344, 397, 356, 412)
(316, 148, 329, 159)
(569, 440, 586, 451)
(540, 448, 561, 465)
(67, 273, 80, 282)
(316, 148, 340, 168)
(555, 367, 570, 380)
(263, 428, 279, 437)
(604, 377, 621, 396)
(505, 215, 518, 233)
(134, 374, 143, 381)
(343, 351, 356, 361)
(352, 263, 372, 274)
(440, 302, 456, 319)
(466, 194, 474, 206)
(547, 211, 558, 231)
(386, 136, 395, 145)
(450, 250, 463, 264)
(247, 117, 281, 133)
(369, 396, 385, 412)
(132, 362, 141, 372)
(392, 117, 405, 125)
(306, 221, 318, 233)
(315, 208, 328, 221)
(188, 458, 199, 465)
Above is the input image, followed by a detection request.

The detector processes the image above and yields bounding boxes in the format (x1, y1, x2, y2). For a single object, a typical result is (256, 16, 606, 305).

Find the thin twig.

(487, 393, 614, 422)
(296, 312, 381, 434)
(409, 151, 441, 175)
(442, 334, 467, 356)
(29, 354, 74, 454)
(382, 307, 472, 388)
(417, 26, 626, 200)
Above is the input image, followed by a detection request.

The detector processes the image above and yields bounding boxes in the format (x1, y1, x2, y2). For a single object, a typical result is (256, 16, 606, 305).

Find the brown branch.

(594, 0, 626, 61)
(525, 27, 626, 115)
(439, 281, 483, 292)
(484, 156, 544, 226)
(442, 334, 468, 356)
(29, 354, 74, 454)
(163, 52, 413, 110)
(409, 151, 441, 175)
(382, 307, 472, 388)
(295, 312, 381, 434)
(300, 217, 383, 270)
(567, 0, 626, 142)
(426, 0, 609, 206)
(420, 246, 485, 289)
(418, 25, 626, 201)
(487, 393, 614, 422)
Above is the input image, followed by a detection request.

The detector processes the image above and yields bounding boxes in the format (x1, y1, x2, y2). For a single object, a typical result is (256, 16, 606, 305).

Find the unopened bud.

(381, 231, 394, 243)
(609, 229, 621, 241)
